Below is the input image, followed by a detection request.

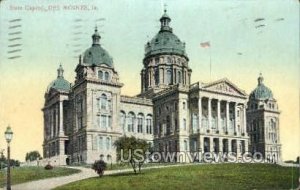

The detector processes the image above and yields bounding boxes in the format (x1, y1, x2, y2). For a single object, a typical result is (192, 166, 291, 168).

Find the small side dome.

(47, 64, 71, 92)
(82, 27, 114, 67)
(249, 73, 273, 100)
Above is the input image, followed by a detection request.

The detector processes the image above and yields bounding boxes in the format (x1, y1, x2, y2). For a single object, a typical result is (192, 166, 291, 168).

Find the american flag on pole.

(200, 41, 210, 48)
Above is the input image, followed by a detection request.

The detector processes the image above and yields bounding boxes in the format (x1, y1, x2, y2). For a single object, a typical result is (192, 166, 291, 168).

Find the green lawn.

(55, 163, 299, 190)
(0, 166, 80, 187)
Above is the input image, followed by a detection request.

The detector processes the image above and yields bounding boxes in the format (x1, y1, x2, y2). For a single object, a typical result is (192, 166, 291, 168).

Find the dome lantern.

(160, 8, 172, 33)
(57, 64, 64, 78)
(92, 26, 101, 46)
(258, 73, 264, 85)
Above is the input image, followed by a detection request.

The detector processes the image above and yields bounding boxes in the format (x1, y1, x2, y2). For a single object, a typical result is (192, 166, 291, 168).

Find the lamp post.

(5, 126, 13, 190)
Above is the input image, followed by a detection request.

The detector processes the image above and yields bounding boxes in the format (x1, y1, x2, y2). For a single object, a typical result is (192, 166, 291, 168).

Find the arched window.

(166, 70, 172, 84)
(184, 140, 188, 151)
(120, 111, 126, 132)
(183, 119, 186, 131)
(104, 72, 109, 81)
(127, 112, 135, 132)
(98, 71, 103, 80)
(100, 154, 104, 160)
(98, 136, 103, 150)
(155, 58, 159, 64)
(167, 57, 172, 64)
(101, 94, 107, 109)
(146, 115, 153, 134)
(137, 113, 144, 133)
(155, 69, 159, 85)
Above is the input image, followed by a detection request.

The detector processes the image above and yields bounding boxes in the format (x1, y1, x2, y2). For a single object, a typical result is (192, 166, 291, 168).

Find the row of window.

(98, 70, 110, 81)
(157, 101, 186, 115)
(97, 94, 111, 110)
(97, 115, 112, 129)
(153, 69, 184, 85)
(120, 111, 153, 134)
(98, 136, 112, 150)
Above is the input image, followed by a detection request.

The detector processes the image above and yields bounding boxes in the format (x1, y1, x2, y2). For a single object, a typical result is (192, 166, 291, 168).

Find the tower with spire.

(247, 73, 282, 163)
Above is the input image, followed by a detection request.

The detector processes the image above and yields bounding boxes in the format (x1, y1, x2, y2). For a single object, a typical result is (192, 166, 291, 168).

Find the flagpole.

(209, 46, 212, 82)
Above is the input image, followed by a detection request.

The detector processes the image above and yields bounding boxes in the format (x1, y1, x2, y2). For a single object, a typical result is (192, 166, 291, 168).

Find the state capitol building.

(42, 9, 282, 165)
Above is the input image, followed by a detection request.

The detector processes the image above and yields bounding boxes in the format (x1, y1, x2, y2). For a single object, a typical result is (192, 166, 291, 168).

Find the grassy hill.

(55, 163, 299, 190)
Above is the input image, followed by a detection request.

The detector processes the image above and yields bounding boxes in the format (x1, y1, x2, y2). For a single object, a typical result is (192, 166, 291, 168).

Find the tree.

(25, 151, 42, 161)
(114, 136, 151, 174)
(92, 160, 107, 177)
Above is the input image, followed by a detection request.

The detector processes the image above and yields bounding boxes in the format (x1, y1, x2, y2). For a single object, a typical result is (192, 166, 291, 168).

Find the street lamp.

(5, 126, 13, 190)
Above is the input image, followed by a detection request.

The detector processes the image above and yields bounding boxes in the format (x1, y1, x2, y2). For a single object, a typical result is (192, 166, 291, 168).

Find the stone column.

(226, 101, 230, 133)
(228, 139, 232, 152)
(234, 103, 238, 135)
(217, 100, 221, 132)
(245, 139, 249, 152)
(55, 105, 59, 137)
(50, 109, 53, 138)
(219, 138, 223, 153)
(148, 70, 151, 87)
(210, 137, 214, 153)
(59, 101, 64, 136)
(198, 97, 202, 132)
(141, 72, 144, 92)
(243, 104, 247, 135)
(208, 98, 211, 131)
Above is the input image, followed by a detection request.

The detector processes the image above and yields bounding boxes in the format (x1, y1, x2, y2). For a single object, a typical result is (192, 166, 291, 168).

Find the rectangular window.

(108, 116, 112, 128)
(101, 115, 107, 128)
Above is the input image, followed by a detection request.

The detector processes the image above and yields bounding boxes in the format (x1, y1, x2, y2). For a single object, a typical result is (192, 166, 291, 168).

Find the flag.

(200, 41, 210, 48)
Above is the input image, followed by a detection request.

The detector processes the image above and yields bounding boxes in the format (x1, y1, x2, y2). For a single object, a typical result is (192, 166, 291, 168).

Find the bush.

(44, 164, 53, 170)
(92, 160, 107, 177)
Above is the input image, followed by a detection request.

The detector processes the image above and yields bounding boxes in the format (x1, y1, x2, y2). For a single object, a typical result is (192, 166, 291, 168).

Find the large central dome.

(82, 28, 113, 67)
(144, 10, 187, 59)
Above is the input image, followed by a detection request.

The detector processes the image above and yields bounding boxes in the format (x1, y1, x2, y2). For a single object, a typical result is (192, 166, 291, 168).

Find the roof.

(82, 27, 114, 67)
(47, 65, 71, 92)
(144, 9, 187, 59)
(249, 73, 273, 100)
(82, 45, 113, 67)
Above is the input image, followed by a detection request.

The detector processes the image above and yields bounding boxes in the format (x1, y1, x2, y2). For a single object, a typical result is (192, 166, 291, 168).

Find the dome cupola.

(249, 73, 273, 100)
(144, 9, 187, 59)
(82, 27, 113, 67)
(47, 64, 71, 92)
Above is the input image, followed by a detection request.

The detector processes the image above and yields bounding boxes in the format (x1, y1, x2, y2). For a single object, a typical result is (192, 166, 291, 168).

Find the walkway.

(6, 164, 192, 190)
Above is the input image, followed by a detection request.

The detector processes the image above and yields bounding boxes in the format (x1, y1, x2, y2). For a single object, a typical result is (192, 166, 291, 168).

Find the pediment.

(202, 78, 247, 97)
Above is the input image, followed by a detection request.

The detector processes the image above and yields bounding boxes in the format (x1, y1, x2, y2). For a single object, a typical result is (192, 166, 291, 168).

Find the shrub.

(44, 164, 53, 170)
(92, 160, 107, 177)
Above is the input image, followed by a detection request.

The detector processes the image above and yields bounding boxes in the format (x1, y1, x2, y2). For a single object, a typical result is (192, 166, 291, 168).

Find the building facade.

(42, 10, 281, 165)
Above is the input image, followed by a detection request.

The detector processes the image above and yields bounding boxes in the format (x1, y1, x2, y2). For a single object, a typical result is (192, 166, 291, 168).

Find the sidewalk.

(5, 164, 193, 190)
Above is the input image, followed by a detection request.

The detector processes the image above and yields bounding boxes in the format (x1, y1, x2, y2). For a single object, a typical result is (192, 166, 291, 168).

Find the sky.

(0, 0, 299, 161)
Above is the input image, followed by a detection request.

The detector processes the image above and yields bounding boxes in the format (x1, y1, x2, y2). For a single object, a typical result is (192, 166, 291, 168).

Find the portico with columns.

(189, 78, 249, 159)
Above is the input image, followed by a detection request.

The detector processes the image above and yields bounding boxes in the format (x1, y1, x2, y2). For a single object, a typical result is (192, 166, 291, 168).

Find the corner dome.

(144, 9, 187, 59)
(250, 73, 273, 100)
(82, 27, 113, 67)
(47, 65, 71, 92)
